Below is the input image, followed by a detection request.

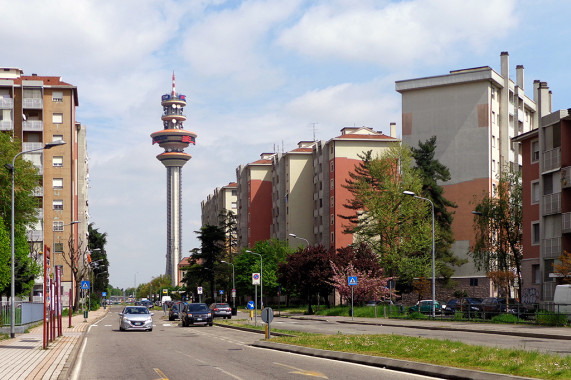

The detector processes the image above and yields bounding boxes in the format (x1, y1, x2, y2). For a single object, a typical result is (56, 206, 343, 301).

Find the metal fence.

(0, 301, 44, 326)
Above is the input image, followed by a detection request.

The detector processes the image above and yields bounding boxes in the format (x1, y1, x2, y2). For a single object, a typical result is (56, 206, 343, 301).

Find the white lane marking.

(104, 324, 112, 327)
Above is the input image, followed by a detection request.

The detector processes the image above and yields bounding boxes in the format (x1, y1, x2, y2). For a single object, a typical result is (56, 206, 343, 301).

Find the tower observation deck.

(151, 73, 197, 286)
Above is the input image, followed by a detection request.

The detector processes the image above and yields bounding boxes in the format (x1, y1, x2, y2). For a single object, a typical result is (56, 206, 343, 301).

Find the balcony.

(542, 193, 561, 216)
(542, 147, 561, 173)
(0, 120, 13, 131)
(22, 142, 43, 151)
(564, 212, 571, 234)
(542, 237, 561, 259)
(26, 230, 43, 242)
(22, 98, 43, 109)
(0, 98, 13, 109)
(22, 120, 43, 131)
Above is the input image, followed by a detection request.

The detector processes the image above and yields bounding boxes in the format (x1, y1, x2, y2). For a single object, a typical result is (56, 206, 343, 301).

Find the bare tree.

(59, 235, 90, 312)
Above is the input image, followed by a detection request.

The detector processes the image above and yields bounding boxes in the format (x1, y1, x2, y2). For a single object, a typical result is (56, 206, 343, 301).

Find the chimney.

(500, 51, 509, 79)
(516, 65, 524, 91)
(390, 122, 397, 138)
(534, 81, 552, 119)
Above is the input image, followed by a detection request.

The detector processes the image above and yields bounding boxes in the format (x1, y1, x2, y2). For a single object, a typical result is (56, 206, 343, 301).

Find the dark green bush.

(491, 313, 519, 324)
(535, 311, 568, 326)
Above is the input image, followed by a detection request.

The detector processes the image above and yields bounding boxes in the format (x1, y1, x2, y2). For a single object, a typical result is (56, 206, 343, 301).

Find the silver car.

(119, 306, 154, 331)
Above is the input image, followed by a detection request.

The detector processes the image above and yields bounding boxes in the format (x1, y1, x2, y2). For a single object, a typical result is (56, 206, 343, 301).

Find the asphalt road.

(71, 306, 440, 380)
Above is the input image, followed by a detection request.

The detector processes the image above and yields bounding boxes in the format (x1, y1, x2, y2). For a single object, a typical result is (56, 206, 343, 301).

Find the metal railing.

(542, 147, 561, 172)
(542, 192, 561, 215)
(0, 120, 13, 131)
(0, 98, 14, 108)
(22, 120, 43, 131)
(0, 301, 44, 326)
(542, 237, 561, 258)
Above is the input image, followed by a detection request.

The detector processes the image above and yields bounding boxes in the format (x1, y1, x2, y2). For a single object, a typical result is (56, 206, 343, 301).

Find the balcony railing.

(0, 98, 13, 108)
(32, 186, 43, 197)
(22, 120, 43, 131)
(542, 147, 561, 172)
(542, 192, 561, 215)
(22, 142, 43, 151)
(26, 230, 43, 242)
(0, 120, 13, 131)
(542, 237, 561, 259)
(22, 98, 43, 109)
(563, 212, 571, 234)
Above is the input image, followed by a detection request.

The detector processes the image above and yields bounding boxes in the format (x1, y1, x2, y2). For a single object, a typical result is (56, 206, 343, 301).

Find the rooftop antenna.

(312, 122, 319, 141)
(171, 71, 176, 97)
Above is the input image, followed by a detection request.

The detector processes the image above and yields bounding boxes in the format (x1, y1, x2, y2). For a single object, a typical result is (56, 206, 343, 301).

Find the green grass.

(271, 333, 571, 379)
(221, 319, 571, 379)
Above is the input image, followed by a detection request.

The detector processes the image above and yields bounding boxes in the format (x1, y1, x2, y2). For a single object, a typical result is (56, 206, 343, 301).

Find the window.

(53, 178, 63, 189)
(532, 222, 540, 245)
(330, 179, 334, 190)
(53, 221, 64, 232)
(531, 140, 539, 163)
(52, 91, 63, 102)
(53, 135, 63, 142)
(330, 161, 334, 172)
(492, 136, 496, 148)
(492, 111, 496, 125)
(231, 202, 237, 209)
(53, 156, 63, 167)
(231, 189, 237, 196)
(491, 87, 495, 99)
(52, 113, 63, 124)
(54, 243, 64, 253)
(469, 278, 478, 287)
(53, 200, 63, 210)
(544, 259, 554, 282)
(330, 196, 334, 207)
(532, 264, 540, 284)
(492, 160, 496, 172)
(531, 181, 539, 204)
(330, 214, 334, 225)
(330, 232, 334, 242)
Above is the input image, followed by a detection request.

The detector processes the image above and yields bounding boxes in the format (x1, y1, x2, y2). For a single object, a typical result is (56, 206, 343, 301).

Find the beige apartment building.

(0, 68, 88, 305)
(200, 182, 237, 227)
(395, 52, 548, 296)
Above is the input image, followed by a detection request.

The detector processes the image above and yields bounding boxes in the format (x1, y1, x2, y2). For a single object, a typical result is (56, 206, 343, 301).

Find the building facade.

(0, 67, 87, 305)
(201, 182, 237, 227)
(396, 52, 544, 296)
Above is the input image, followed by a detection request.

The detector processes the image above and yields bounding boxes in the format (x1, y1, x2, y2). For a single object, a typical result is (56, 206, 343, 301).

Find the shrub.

(406, 311, 428, 320)
(491, 313, 519, 324)
(535, 310, 568, 326)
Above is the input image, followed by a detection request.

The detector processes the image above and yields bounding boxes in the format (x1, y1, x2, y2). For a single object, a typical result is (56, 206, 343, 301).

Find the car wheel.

(228, 316, 231, 319)
(169, 316, 173, 321)
(119, 326, 124, 331)
(148, 328, 152, 332)
(209, 323, 213, 326)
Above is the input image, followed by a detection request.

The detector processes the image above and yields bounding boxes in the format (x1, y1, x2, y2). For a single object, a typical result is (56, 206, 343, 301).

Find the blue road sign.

(348, 276, 358, 286)
(247, 301, 255, 310)
(219, 290, 224, 295)
(81, 281, 90, 290)
(102, 292, 107, 297)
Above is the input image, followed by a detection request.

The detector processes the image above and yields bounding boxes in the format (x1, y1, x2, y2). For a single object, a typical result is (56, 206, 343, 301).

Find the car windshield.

(188, 304, 208, 312)
(125, 308, 149, 315)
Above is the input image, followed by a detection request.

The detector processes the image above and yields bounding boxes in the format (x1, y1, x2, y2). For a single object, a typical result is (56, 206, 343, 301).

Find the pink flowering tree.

(329, 261, 391, 304)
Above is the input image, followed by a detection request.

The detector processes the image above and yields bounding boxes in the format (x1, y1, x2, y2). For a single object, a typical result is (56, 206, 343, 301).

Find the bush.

(406, 311, 428, 320)
(491, 313, 519, 324)
(535, 310, 568, 326)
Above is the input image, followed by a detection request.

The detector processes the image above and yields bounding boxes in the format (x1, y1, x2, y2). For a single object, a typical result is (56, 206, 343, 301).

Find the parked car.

(118, 306, 154, 331)
(140, 300, 153, 309)
(181, 303, 213, 327)
(209, 303, 232, 319)
(168, 302, 183, 321)
(479, 297, 527, 319)
(442, 299, 459, 315)
(458, 297, 483, 317)
(408, 300, 443, 314)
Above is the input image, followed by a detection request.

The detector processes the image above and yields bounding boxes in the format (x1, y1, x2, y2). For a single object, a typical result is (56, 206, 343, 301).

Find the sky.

(2, 0, 571, 290)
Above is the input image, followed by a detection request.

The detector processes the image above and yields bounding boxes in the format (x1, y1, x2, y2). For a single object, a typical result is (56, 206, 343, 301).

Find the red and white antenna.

(171, 71, 176, 97)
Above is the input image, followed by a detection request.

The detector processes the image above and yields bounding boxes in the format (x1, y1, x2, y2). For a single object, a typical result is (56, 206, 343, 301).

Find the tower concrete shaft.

(151, 73, 197, 286)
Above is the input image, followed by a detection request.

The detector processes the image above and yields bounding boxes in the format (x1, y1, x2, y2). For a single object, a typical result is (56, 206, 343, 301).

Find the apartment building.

(312, 126, 400, 249)
(513, 101, 571, 304)
(395, 52, 544, 296)
(0, 68, 87, 305)
(201, 182, 237, 227)
(235, 154, 273, 248)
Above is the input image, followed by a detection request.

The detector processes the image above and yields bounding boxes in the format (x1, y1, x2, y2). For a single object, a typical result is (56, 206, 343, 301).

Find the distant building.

(0, 68, 87, 306)
(201, 182, 237, 227)
(396, 52, 548, 296)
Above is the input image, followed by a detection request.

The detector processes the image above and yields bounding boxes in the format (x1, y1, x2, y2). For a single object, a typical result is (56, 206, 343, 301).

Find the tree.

(341, 146, 434, 285)
(88, 223, 109, 298)
(411, 136, 464, 279)
(471, 168, 523, 299)
(60, 235, 90, 312)
(329, 262, 390, 304)
(219, 210, 237, 260)
(554, 251, 571, 284)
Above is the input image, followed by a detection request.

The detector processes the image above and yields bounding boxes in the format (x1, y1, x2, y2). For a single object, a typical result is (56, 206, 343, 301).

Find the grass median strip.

(219, 320, 571, 379)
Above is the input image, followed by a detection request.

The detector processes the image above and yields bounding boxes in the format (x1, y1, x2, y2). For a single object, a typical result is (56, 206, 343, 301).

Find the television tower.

(151, 73, 197, 286)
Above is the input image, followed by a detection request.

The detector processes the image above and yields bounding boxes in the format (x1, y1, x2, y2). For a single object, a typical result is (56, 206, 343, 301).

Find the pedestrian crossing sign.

(348, 276, 357, 286)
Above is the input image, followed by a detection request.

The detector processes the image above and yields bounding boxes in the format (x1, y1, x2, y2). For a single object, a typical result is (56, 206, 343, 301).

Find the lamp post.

(288, 233, 309, 247)
(7, 140, 65, 338)
(245, 250, 262, 308)
(403, 190, 436, 318)
(220, 260, 235, 312)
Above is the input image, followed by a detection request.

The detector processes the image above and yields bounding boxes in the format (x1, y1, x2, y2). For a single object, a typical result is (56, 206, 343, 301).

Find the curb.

(252, 341, 535, 380)
(214, 322, 294, 337)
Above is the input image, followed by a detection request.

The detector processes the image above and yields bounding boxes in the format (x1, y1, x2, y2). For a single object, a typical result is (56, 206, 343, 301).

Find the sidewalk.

(0, 307, 109, 380)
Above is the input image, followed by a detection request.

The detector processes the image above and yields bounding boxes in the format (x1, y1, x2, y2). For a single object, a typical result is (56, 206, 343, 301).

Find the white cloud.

(278, 0, 518, 68)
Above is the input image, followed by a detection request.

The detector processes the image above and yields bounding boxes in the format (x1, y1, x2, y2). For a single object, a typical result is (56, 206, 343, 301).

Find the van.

(161, 295, 172, 305)
(553, 284, 571, 320)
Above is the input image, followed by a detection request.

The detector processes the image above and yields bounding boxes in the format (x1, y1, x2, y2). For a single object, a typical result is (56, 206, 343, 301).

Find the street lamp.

(245, 250, 263, 308)
(7, 140, 65, 338)
(220, 260, 235, 312)
(289, 233, 309, 246)
(403, 190, 436, 318)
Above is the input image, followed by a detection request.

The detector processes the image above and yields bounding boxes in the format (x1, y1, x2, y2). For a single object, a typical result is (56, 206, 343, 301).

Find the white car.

(119, 306, 154, 331)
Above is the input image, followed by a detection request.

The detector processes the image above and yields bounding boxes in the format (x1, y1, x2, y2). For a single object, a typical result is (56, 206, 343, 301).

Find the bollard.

(249, 310, 253, 320)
